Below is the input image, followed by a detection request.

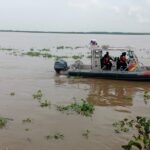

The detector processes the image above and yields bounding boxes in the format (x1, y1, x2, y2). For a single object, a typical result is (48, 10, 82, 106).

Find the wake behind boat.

(54, 40, 150, 81)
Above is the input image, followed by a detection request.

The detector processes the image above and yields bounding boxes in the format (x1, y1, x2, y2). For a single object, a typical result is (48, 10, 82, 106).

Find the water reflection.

(54, 76, 150, 107)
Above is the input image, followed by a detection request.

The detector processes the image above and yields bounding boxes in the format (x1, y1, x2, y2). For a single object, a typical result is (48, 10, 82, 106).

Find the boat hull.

(68, 70, 150, 81)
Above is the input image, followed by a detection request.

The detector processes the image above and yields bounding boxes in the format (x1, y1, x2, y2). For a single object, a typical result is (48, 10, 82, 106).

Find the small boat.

(54, 40, 150, 81)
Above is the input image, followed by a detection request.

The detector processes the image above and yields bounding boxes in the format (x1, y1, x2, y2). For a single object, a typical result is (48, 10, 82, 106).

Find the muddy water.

(0, 32, 150, 150)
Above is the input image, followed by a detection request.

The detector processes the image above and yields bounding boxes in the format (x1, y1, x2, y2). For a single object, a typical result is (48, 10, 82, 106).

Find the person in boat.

(119, 52, 128, 71)
(102, 52, 113, 70)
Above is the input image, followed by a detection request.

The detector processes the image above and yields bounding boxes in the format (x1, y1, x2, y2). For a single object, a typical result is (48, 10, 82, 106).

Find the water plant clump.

(22, 118, 32, 123)
(32, 90, 43, 100)
(56, 46, 64, 49)
(72, 55, 84, 60)
(82, 129, 90, 139)
(56, 100, 95, 117)
(113, 116, 150, 150)
(26, 51, 41, 57)
(10, 92, 15, 96)
(112, 118, 134, 133)
(39, 100, 51, 107)
(46, 133, 64, 140)
(0, 117, 7, 128)
(144, 91, 150, 100)
(41, 48, 50, 51)
(41, 53, 52, 58)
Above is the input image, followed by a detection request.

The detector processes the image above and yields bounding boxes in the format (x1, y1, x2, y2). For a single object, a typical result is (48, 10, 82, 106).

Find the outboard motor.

(54, 60, 68, 73)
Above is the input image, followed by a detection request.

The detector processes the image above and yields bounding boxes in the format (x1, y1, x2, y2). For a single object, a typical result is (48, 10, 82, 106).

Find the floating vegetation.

(113, 116, 150, 150)
(41, 53, 52, 58)
(41, 48, 50, 51)
(72, 55, 84, 60)
(10, 92, 15, 96)
(0, 117, 7, 128)
(0, 48, 13, 51)
(30, 48, 34, 51)
(65, 46, 73, 49)
(74, 46, 84, 49)
(54, 55, 69, 60)
(22, 118, 32, 123)
(82, 129, 90, 139)
(56, 100, 95, 117)
(56, 46, 64, 49)
(25, 51, 41, 57)
(39, 100, 51, 107)
(46, 133, 64, 140)
(144, 91, 150, 100)
(25, 128, 29, 131)
(112, 118, 133, 133)
(32, 90, 43, 100)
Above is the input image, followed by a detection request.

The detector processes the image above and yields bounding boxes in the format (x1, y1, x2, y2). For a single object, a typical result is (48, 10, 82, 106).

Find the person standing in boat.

(102, 52, 112, 70)
(119, 52, 127, 70)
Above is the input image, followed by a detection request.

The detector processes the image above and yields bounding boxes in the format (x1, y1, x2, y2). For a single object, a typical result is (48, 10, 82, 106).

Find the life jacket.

(128, 63, 138, 72)
(103, 56, 110, 64)
(120, 55, 126, 64)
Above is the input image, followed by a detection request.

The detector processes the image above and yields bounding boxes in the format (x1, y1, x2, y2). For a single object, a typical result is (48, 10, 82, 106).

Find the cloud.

(128, 5, 150, 23)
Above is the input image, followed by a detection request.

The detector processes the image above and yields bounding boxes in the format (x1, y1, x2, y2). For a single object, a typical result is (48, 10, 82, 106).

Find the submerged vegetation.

(72, 55, 84, 60)
(32, 90, 43, 100)
(144, 91, 150, 100)
(56, 100, 94, 117)
(39, 100, 51, 107)
(22, 118, 32, 123)
(10, 92, 15, 96)
(113, 116, 150, 150)
(46, 133, 64, 140)
(82, 129, 90, 139)
(0, 117, 7, 128)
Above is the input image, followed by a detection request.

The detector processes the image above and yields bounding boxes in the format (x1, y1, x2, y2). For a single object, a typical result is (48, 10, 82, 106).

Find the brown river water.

(0, 32, 150, 150)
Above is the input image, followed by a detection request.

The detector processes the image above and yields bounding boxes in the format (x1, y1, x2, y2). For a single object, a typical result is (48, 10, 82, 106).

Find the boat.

(54, 40, 150, 81)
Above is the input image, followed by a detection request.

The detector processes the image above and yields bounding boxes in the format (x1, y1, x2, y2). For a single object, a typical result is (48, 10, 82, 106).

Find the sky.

(0, 0, 150, 32)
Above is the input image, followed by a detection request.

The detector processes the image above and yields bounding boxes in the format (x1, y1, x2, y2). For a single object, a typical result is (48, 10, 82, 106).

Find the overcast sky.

(0, 0, 150, 32)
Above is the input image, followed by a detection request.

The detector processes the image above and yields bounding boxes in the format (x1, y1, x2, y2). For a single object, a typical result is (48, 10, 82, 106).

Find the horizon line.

(0, 29, 150, 35)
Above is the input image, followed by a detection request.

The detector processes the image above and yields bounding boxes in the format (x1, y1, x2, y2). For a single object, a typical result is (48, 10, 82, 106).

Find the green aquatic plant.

(112, 118, 134, 133)
(72, 55, 84, 59)
(0, 117, 7, 128)
(56, 100, 95, 117)
(46, 133, 64, 140)
(25, 128, 29, 131)
(30, 48, 34, 51)
(22, 118, 32, 123)
(10, 92, 15, 96)
(144, 91, 150, 100)
(65, 46, 73, 49)
(0, 48, 13, 51)
(54, 55, 69, 60)
(26, 51, 41, 57)
(56, 46, 64, 49)
(41, 53, 52, 58)
(74, 46, 84, 49)
(113, 116, 150, 150)
(32, 90, 43, 100)
(41, 48, 50, 51)
(82, 129, 90, 139)
(39, 100, 51, 107)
